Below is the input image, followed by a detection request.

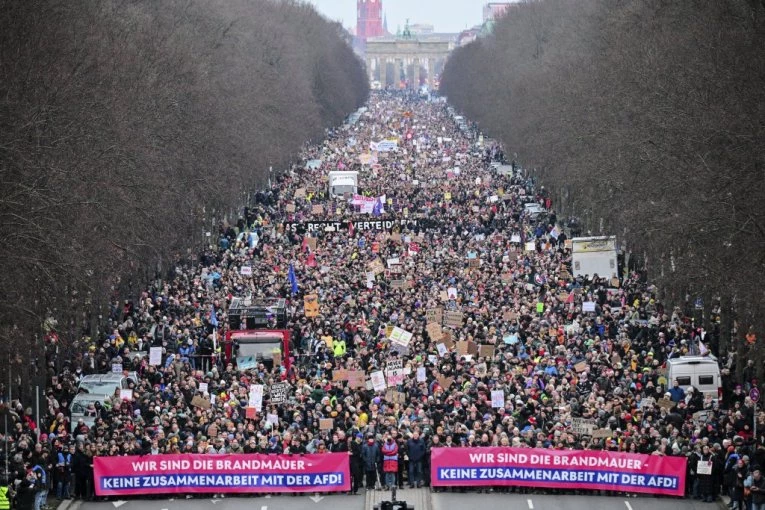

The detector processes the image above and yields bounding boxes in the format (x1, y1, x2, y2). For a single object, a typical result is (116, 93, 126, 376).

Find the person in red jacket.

(381, 433, 399, 491)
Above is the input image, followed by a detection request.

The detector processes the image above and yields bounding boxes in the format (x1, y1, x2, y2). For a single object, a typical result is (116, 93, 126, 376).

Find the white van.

(666, 356, 722, 401)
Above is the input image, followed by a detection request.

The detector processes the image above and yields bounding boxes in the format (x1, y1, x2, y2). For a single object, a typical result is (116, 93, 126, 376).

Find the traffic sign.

(751, 387, 760, 403)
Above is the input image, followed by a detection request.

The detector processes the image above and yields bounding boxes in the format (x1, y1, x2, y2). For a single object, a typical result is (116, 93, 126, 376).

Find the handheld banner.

(94, 453, 350, 496)
(430, 447, 686, 497)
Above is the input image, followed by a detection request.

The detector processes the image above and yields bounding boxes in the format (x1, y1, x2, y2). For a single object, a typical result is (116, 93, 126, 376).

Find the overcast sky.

(303, 0, 504, 34)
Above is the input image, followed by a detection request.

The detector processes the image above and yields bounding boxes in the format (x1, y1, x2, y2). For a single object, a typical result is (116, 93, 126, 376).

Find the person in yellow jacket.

(0, 482, 9, 510)
(332, 337, 346, 357)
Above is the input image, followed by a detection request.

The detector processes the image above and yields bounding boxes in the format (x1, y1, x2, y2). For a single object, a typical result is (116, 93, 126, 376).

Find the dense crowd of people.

(2, 91, 764, 509)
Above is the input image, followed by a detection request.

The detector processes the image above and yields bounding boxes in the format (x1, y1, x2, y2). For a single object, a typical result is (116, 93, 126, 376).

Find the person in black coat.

(349, 434, 364, 495)
(406, 431, 426, 488)
(361, 436, 380, 490)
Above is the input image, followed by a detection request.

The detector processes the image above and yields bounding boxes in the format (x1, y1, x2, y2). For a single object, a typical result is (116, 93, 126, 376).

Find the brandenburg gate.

(365, 37, 452, 90)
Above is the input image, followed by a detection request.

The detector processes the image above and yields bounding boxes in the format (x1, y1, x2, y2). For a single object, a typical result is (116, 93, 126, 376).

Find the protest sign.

(444, 311, 463, 328)
(657, 398, 675, 410)
(479, 344, 495, 358)
(237, 356, 257, 371)
(240, 266, 252, 276)
(112, 363, 123, 374)
(583, 301, 596, 312)
(347, 370, 366, 389)
(319, 418, 334, 431)
(574, 361, 588, 372)
(437, 375, 454, 390)
(199, 382, 208, 394)
(285, 203, 296, 213)
(571, 418, 597, 435)
(332, 369, 349, 382)
(191, 396, 211, 410)
(491, 390, 505, 408)
(249, 385, 264, 412)
(245, 407, 258, 420)
(312, 204, 324, 215)
(385, 389, 407, 404)
(427, 322, 443, 341)
(430, 448, 686, 496)
(370, 371, 386, 392)
(120, 389, 133, 401)
(386, 369, 405, 386)
(426, 307, 443, 324)
(304, 294, 320, 318)
(367, 259, 385, 275)
(389, 327, 413, 347)
(270, 382, 290, 404)
(436, 343, 448, 357)
(94, 453, 351, 496)
(149, 347, 163, 366)
(416, 366, 427, 382)
(592, 429, 613, 439)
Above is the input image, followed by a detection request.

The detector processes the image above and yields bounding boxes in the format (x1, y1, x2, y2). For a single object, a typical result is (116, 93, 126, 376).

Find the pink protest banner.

(94, 453, 350, 496)
(430, 447, 686, 497)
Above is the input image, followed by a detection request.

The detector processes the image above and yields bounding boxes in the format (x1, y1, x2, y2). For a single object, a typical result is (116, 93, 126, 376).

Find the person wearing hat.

(361, 435, 380, 491)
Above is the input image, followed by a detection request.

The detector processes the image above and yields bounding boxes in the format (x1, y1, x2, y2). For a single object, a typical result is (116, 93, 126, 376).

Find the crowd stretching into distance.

(4, 92, 764, 509)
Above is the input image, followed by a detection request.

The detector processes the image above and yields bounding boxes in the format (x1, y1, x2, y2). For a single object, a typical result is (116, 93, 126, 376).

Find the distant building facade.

(482, 2, 512, 23)
(357, 0, 385, 42)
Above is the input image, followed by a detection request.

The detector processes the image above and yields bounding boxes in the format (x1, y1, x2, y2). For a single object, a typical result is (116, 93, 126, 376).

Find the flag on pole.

(288, 263, 299, 295)
(348, 221, 355, 238)
(210, 305, 219, 327)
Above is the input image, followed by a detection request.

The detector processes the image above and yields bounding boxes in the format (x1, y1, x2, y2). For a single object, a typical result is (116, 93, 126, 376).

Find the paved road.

(432, 493, 720, 510)
(61, 492, 722, 510)
(62, 494, 365, 510)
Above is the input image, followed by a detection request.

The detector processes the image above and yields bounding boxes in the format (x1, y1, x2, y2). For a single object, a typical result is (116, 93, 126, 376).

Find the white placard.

(266, 413, 279, 426)
(199, 382, 208, 394)
(583, 301, 596, 312)
(119, 389, 133, 401)
(697, 460, 712, 475)
(111, 363, 123, 374)
(149, 347, 163, 366)
(437, 343, 448, 357)
(525, 242, 536, 252)
(491, 390, 505, 408)
(416, 366, 427, 382)
(240, 266, 252, 276)
(249, 384, 264, 412)
(370, 371, 387, 392)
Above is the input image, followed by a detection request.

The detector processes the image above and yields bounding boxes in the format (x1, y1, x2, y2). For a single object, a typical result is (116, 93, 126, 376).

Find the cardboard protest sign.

(294, 188, 306, 198)
(285, 203, 296, 213)
(367, 259, 385, 275)
(479, 344, 495, 358)
(444, 311, 463, 328)
(306, 237, 317, 251)
(390, 279, 406, 289)
(582, 301, 596, 312)
(657, 398, 675, 410)
(475, 363, 488, 377)
(304, 294, 320, 318)
(426, 307, 443, 324)
(272, 351, 282, 367)
(592, 428, 612, 439)
(385, 390, 407, 404)
(571, 418, 597, 435)
(427, 322, 443, 341)
(437, 375, 454, 389)
(269, 382, 290, 404)
(347, 370, 366, 389)
(574, 361, 588, 372)
(441, 330, 455, 349)
(319, 418, 334, 430)
(456, 341, 469, 356)
(312, 204, 324, 215)
(191, 395, 211, 410)
(332, 369, 349, 382)
(468, 258, 480, 268)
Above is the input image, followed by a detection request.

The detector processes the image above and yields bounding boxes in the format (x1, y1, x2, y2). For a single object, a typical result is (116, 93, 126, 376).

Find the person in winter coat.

(350, 434, 364, 495)
(381, 434, 399, 491)
(406, 431, 426, 488)
(750, 468, 765, 510)
(361, 435, 380, 490)
(695, 445, 717, 503)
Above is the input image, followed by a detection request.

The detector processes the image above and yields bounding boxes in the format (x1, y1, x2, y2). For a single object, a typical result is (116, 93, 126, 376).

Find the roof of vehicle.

(667, 355, 719, 365)
(80, 373, 126, 381)
(72, 393, 109, 404)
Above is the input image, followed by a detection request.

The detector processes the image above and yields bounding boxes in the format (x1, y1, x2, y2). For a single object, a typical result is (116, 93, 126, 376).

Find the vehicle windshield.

(79, 380, 120, 395)
(236, 338, 281, 360)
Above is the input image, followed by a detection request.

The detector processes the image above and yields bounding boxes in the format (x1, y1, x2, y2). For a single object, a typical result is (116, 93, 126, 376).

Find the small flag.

(348, 221, 355, 237)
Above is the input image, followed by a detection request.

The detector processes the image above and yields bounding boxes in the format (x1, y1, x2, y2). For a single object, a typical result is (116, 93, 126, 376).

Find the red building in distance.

(357, 0, 385, 42)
